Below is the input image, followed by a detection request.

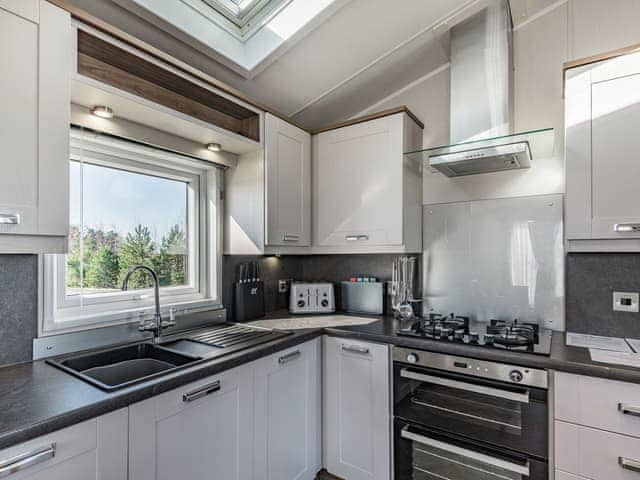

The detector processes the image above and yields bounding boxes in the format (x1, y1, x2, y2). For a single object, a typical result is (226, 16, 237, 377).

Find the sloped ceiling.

(64, 0, 560, 130)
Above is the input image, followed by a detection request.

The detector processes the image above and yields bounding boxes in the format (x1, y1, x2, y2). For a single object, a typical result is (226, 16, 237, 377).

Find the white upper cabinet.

(0, 409, 128, 480)
(566, 51, 640, 249)
(313, 111, 422, 253)
(225, 113, 312, 254)
(265, 113, 311, 247)
(129, 363, 254, 480)
(0, 0, 70, 253)
(323, 336, 391, 480)
(253, 338, 321, 480)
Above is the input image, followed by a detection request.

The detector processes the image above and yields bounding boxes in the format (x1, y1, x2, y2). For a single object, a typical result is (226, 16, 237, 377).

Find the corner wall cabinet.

(323, 336, 391, 480)
(0, 0, 70, 253)
(313, 111, 423, 254)
(0, 409, 128, 480)
(128, 338, 321, 480)
(565, 50, 640, 251)
(225, 113, 312, 254)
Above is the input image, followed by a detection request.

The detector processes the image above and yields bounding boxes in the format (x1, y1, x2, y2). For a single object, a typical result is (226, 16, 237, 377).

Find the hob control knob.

(297, 300, 305, 308)
(321, 299, 329, 307)
(509, 370, 524, 383)
(406, 353, 419, 364)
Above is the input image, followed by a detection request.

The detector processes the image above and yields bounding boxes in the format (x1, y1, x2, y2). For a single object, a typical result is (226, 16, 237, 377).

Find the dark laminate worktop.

(3, 314, 640, 450)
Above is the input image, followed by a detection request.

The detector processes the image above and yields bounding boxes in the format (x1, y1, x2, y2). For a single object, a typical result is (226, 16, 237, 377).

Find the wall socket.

(613, 291, 640, 313)
(278, 279, 291, 293)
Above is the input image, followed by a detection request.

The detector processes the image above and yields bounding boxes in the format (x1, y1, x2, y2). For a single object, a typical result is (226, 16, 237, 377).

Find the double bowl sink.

(47, 324, 291, 391)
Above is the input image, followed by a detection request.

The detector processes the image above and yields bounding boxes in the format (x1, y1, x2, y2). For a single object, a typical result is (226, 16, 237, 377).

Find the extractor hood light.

(90, 105, 114, 119)
(207, 143, 222, 152)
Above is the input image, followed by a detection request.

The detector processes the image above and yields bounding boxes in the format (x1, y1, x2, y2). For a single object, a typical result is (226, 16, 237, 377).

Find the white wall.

(357, 0, 640, 205)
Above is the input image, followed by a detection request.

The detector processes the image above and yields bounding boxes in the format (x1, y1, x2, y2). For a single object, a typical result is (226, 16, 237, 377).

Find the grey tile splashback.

(566, 253, 640, 337)
(0, 255, 38, 366)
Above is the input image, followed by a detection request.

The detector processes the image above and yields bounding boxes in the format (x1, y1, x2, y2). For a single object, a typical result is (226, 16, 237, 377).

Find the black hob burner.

(397, 314, 552, 355)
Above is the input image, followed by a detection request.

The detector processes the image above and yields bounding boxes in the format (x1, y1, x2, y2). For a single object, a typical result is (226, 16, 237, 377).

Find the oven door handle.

(401, 427, 530, 476)
(400, 368, 530, 404)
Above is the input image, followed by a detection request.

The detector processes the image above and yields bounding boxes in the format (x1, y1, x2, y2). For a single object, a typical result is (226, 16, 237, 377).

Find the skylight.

(198, 0, 292, 37)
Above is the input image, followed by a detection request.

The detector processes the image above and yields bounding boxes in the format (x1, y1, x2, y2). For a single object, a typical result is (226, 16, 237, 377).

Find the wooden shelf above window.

(77, 30, 260, 142)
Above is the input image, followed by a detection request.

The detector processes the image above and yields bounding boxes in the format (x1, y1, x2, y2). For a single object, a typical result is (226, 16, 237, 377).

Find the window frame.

(41, 129, 223, 335)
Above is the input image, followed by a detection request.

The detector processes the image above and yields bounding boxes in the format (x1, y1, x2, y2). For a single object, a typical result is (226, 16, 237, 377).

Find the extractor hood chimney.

(423, 0, 553, 177)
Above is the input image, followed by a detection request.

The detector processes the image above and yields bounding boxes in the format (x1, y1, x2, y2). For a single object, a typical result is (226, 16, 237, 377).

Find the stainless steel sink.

(47, 343, 203, 391)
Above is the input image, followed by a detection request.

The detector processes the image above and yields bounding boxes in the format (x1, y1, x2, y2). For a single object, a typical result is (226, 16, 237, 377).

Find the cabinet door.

(129, 364, 254, 480)
(314, 115, 403, 247)
(264, 113, 311, 247)
(0, 0, 38, 22)
(323, 336, 390, 480)
(254, 339, 321, 480)
(0, 409, 127, 480)
(0, 8, 39, 235)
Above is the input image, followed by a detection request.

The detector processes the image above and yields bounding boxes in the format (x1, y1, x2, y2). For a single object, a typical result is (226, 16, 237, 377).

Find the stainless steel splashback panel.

(422, 194, 564, 330)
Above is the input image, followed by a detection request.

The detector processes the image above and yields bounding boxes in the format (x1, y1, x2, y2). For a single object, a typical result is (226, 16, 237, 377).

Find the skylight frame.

(198, 0, 293, 37)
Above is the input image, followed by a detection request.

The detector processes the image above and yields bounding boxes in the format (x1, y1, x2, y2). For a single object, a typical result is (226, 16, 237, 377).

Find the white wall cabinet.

(566, 51, 640, 250)
(129, 363, 254, 480)
(313, 111, 422, 253)
(254, 338, 321, 480)
(0, 409, 127, 480)
(225, 113, 311, 254)
(0, 0, 70, 253)
(323, 336, 391, 480)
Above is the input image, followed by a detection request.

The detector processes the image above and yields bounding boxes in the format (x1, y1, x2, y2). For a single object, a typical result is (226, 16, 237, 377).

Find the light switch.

(613, 292, 640, 313)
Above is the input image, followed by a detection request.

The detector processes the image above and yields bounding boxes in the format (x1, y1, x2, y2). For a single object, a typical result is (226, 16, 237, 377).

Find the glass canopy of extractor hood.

(404, 127, 555, 163)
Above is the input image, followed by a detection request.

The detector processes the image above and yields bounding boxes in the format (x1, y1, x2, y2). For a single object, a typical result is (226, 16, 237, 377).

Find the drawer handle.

(0, 444, 55, 477)
(183, 380, 221, 403)
(341, 344, 370, 355)
(619, 403, 640, 417)
(614, 223, 640, 232)
(345, 234, 369, 241)
(278, 350, 301, 364)
(282, 234, 300, 242)
(620, 456, 640, 473)
(0, 214, 20, 225)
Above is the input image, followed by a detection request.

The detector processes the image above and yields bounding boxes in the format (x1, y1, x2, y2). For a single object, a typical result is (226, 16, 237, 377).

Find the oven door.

(394, 421, 548, 480)
(394, 363, 548, 459)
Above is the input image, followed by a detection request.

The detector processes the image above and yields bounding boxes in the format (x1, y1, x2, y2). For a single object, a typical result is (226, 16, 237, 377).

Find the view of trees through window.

(67, 160, 190, 294)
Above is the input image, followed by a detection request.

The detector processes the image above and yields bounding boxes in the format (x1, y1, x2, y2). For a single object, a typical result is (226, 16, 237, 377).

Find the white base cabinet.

(0, 409, 127, 480)
(129, 362, 254, 480)
(323, 336, 391, 480)
(128, 338, 321, 480)
(0, 0, 70, 253)
(254, 338, 321, 480)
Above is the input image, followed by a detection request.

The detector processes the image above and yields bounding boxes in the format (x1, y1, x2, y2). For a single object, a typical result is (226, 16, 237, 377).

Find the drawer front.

(556, 471, 589, 480)
(0, 419, 96, 479)
(556, 420, 640, 480)
(555, 372, 640, 437)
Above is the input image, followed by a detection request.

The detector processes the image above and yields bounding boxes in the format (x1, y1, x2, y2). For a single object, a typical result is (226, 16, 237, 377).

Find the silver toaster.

(289, 283, 335, 314)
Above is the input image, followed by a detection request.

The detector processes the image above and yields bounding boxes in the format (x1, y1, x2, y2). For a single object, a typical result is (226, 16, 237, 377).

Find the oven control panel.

(393, 346, 548, 389)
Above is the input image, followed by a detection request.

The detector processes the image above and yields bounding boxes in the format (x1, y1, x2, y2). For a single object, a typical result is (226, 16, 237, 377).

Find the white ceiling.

(66, 0, 559, 130)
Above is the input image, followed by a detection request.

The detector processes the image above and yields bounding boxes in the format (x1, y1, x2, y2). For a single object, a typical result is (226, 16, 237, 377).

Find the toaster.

(289, 283, 335, 314)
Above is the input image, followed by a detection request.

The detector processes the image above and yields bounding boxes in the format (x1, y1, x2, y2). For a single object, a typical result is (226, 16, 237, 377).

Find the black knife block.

(233, 281, 265, 322)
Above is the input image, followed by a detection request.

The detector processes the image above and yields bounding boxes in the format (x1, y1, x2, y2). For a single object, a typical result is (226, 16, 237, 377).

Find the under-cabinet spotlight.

(206, 143, 222, 152)
(90, 105, 114, 119)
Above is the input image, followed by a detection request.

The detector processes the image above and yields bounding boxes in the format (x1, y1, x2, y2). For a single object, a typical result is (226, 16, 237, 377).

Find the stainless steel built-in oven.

(393, 347, 549, 480)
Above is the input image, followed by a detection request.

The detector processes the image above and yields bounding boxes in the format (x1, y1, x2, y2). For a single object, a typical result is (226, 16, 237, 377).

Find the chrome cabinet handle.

(278, 350, 301, 364)
(400, 368, 530, 403)
(0, 444, 55, 477)
(0, 214, 20, 225)
(619, 403, 640, 417)
(401, 427, 529, 476)
(345, 234, 369, 241)
(620, 456, 640, 473)
(341, 344, 370, 355)
(614, 223, 640, 232)
(183, 380, 221, 403)
(282, 234, 300, 242)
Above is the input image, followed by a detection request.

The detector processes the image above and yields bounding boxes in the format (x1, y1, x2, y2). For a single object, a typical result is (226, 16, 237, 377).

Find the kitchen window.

(42, 128, 222, 333)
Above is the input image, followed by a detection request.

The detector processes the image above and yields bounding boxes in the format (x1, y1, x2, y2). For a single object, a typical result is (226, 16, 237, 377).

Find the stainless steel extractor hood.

(415, 0, 553, 177)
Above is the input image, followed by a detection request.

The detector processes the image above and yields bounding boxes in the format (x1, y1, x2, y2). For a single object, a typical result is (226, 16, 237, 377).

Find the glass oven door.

(394, 421, 548, 480)
(394, 363, 548, 459)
